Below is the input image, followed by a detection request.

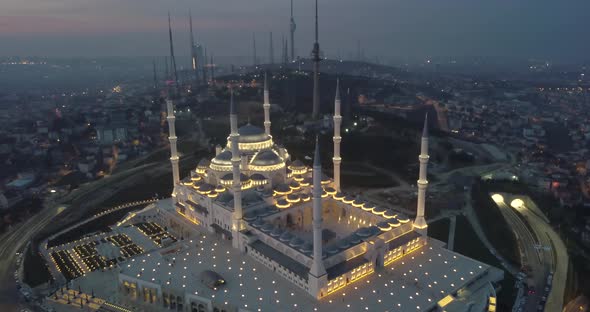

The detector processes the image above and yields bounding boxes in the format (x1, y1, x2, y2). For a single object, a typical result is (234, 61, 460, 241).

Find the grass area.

(453, 215, 516, 311)
(428, 218, 450, 243)
(23, 244, 52, 287)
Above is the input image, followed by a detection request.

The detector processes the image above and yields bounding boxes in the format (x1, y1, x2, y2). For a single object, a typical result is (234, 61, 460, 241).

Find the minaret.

(289, 0, 296, 61)
(311, 0, 321, 119)
(263, 72, 271, 135)
(414, 114, 429, 235)
(189, 10, 199, 87)
(166, 93, 180, 194)
(229, 89, 243, 249)
(332, 79, 342, 192)
(269, 32, 274, 64)
(310, 137, 326, 277)
(166, 15, 180, 193)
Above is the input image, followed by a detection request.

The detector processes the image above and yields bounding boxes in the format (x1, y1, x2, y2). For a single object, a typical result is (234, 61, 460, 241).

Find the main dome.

(237, 124, 270, 143)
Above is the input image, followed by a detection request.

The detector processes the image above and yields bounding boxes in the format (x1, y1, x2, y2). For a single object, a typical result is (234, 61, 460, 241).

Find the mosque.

(109, 5, 503, 311)
(109, 73, 502, 312)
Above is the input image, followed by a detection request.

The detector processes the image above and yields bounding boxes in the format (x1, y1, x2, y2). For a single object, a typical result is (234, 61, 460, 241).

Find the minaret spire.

(263, 72, 271, 135)
(310, 136, 326, 277)
(311, 0, 321, 119)
(166, 86, 180, 194)
(289, 0, 296, 61)
(332, 79, 342, 192)
(414, 113, 429, 235)
(229, 88, 243, 249)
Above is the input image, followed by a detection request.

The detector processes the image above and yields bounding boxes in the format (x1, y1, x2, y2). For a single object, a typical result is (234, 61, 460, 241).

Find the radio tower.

(311, 0, 321, 119)
(290, 0, 296, 61)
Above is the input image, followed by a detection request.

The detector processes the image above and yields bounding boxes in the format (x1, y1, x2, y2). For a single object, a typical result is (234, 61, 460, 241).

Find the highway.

(493, 194, 568, 312)
(0, 204, 63, 312)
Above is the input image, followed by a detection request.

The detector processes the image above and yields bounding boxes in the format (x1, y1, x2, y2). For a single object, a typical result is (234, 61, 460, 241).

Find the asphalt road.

(496, 201, 547, 311)
(0, 204, 62, 312)
(516, 202, 568, 312)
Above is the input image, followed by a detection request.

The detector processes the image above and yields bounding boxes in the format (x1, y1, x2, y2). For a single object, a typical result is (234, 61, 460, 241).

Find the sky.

(1, 0, 590, 64)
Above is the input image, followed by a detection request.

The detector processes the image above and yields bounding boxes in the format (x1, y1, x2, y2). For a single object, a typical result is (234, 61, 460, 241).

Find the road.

(0, 204, 63, 312)
(495, 200, 546, 311)
(515, 201, 568, 312)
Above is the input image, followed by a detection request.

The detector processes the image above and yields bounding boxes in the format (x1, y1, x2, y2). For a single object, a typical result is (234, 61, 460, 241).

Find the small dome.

(337, 240, 350, 250)
(388, 218, 401, 227)
(274, 183, 291, 194)
(356, 227, 372, 238)
(300, 243, 313, 254)
(198, 184, 214, 193)
(243, 213, 257, 222)
(288, 160, 306, 170)
(289, 180, 300, 189)
(252, 219, 265, 228)
(289, 237, 304, 248)
(279, 231, 294, 242)
(237, 124, 270, 143)
(261, 223, 274, 233)
(373, 206, 387, 214)
(270, 227, 284, 237)
(250, 173, 267, 181)
(326, 246, 340, 255)
(397, 214, 410, 223)
(251, 150, 283, 166)
(382, 210, 395, 219)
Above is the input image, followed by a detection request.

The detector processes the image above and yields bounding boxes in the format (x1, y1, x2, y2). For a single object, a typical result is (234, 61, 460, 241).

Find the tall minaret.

(332, 79, 342, 192)
(230, 89, 243, 248)
(166, 93, 180, 194)
(269, 32, 274, 64)
(311, 0, 321, 119)
(310, 137, 326, 278)
(414, 114, 429, 235)
(166, 15, 180, 194)
(188, 10, 199, 87)
(289, 0, 296, 61)
(263, 72, 271, 135)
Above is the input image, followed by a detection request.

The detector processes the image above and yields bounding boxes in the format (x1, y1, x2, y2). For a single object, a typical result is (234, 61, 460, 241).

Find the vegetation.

(453, 216, 516, 311)
(471, 180, 521, 266)
(23, 243, 52, 287)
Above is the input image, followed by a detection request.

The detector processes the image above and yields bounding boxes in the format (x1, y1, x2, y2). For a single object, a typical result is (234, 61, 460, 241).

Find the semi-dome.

(220, 173, 249, 182)
(211, 150, 232, 165)
(237, 124, 270, 143)
(251, 150, 283, 166)
(197, 158, 210, 169)
(250, 173, 267, 181)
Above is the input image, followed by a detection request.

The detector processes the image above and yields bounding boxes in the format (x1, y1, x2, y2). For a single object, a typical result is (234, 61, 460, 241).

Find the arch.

(198, 303, 206, 312)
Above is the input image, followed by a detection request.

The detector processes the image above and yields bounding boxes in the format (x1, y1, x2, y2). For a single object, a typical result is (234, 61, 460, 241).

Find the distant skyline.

(2, 0, 590, 64)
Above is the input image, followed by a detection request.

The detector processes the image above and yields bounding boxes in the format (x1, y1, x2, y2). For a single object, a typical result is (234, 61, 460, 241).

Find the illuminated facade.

(168, 78, 437, 300)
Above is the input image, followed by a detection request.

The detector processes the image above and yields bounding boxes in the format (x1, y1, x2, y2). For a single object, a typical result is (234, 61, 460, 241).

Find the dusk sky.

(2, 0, 590, 63)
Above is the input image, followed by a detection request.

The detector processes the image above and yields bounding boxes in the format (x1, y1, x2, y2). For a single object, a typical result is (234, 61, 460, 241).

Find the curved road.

(0, 204, 63, 312)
